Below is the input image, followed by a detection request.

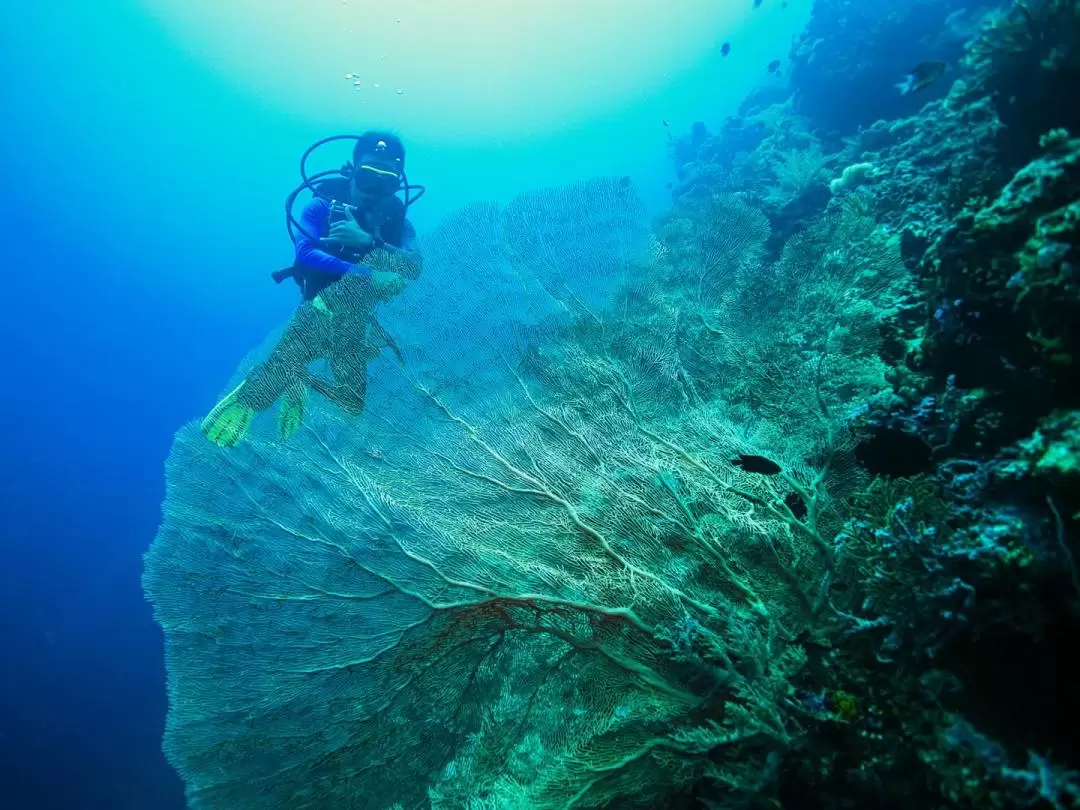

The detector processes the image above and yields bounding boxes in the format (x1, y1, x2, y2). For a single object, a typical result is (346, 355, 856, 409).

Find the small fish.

(730, 454, 783, 475)
(754, 0, 764, 7)
(721, 42, 731, 57)
(767, 59, 782, 74)
(784, 491, 808, 519)
(895, 60, 947, 95)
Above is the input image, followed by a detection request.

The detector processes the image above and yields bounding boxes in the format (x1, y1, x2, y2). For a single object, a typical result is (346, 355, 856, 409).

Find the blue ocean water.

(0, 2, 808, 807)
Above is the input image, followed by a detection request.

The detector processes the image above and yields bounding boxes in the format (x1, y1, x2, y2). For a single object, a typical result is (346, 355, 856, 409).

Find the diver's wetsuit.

(239, 197, 420, 416)
(292, 196, 420, 302)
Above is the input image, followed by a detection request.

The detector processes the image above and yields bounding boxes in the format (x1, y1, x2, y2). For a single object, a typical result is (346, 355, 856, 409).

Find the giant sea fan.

(145, 181, 906, 809)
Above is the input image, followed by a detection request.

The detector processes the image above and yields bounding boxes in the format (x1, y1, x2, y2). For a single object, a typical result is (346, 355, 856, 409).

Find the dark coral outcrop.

(667, 0, 1080, 806)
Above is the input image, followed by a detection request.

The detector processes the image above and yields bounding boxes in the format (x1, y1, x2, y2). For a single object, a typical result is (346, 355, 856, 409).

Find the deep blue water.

(0, 5, 289, 807)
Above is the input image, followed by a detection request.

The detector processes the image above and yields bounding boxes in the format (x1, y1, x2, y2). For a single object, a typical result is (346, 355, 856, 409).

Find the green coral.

(968, 132, 1080, 289)
(925, 130, 1080, 400)
(1015, 193, 1080, 308)
(993, 136, 1080, 364)
(1017, 410, 1080, 479)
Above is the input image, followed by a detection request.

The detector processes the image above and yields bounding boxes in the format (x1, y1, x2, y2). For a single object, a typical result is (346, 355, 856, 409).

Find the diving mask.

(354, 139, 404, 194)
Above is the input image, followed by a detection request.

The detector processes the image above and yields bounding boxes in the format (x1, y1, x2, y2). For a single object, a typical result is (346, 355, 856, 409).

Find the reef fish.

(895, 60, 947, 95)
(730, 454, 783, 475)
(767, 59, 782, 74)
(784, 491, 808, 519)
(721, 42, 731, 57)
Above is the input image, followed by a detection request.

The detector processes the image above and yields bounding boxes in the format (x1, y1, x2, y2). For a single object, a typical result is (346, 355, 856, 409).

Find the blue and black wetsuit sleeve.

(294, 198, 372, 278)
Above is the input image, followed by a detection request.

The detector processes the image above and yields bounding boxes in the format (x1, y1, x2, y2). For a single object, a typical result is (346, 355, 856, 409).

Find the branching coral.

(762, 146, 830, 207)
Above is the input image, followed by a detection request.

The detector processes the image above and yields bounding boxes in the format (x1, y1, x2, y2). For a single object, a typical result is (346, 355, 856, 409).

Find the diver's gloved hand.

(371, 270, 406, 301)
(322, 219, 374, 250)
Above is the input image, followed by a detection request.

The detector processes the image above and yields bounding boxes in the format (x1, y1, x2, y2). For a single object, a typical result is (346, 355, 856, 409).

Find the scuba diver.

(201, 130, 424, 448)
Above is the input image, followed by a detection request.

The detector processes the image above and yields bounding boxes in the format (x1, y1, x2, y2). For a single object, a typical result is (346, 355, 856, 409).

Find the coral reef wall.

(667, 0, 1080, 807)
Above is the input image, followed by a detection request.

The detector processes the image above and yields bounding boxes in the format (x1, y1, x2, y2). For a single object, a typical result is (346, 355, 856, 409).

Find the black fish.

(721, 42, 731, 57)
(896, 60, 947, 94)
(784, 491, 808, 520)
(754, 0, 764, 7)
(730, 454, 782, 475)
(767, 59, 782, 74)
